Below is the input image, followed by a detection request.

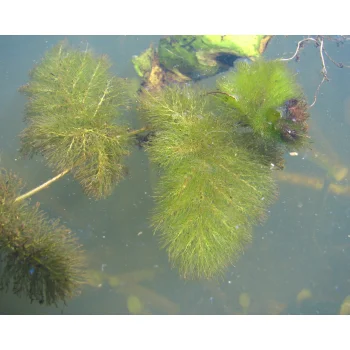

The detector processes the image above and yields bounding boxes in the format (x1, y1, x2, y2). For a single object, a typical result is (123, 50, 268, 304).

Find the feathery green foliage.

(19, 41, 133, 199)
(0, 168, 86, 305)
(12, 43, 310, 284)
(217, 59, 310, 149)
(139, 85, 278, 279)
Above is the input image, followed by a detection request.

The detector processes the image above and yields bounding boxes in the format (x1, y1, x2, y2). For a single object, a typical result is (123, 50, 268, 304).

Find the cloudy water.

(0, 35, 349, 315)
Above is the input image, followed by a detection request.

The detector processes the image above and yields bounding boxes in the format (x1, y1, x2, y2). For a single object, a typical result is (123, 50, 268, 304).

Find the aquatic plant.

(9, 43, 311, 284)
(19, 41, 133, 199)
(0, 168, 85, 305)
(135, 58, 314, 279)
(132, 35, 272, 89)
(216, 59, 310, 150)
(139, 84, 278, 278)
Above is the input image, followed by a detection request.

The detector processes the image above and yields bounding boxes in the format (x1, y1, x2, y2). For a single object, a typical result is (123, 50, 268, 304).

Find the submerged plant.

(139, 85, 278, 278)
(19, 41, 133, 199)
(216, 59, 310, 150)
(6, 42, 311, 285)
(0, 168, 85, 305)
(137, 58, 311, 279)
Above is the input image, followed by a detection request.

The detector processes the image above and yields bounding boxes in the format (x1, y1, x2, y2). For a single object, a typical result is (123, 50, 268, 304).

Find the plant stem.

(128, 126, 149, 136)
(15, 168, 71, 203)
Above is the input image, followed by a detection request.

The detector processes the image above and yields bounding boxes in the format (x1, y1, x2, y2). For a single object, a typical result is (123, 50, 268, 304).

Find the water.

(0, 35, 350, 314)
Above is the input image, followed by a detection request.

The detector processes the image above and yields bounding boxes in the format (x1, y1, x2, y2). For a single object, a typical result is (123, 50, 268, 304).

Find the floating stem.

(14, 168, 71, 203)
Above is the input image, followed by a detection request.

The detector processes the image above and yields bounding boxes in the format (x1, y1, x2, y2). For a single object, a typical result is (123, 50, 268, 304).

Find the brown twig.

(279, 36, 350, 109)
(14, 168, 71, 203)
(280, 37, 318, 62)
(309, 76, 326, 108)
(319, 37, 328, 80)
(323, 49, 350, 69)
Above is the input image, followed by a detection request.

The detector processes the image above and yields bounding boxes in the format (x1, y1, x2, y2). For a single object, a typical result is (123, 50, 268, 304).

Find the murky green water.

(0, 35, 349, 315)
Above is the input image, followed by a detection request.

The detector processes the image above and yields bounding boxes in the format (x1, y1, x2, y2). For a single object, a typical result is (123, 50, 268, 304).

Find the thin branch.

(278, 36, 350, 108)
(280, 38, 317, 62)
(319, 37, 328, 79)
(14, 168, 71, 203)
(127, 126, 149, 136)
(323, 49, 350, 69)
(309, 76, 326, 108)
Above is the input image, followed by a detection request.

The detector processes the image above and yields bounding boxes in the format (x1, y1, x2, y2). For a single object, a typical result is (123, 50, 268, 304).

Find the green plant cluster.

(217, 59, 310, 149)
(0, 168, 85, 305)
(137, 57, 311, 279)
(19, 41, 133, 199)
(139, 85, 278, 278)
(0, 40, 311, 300)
